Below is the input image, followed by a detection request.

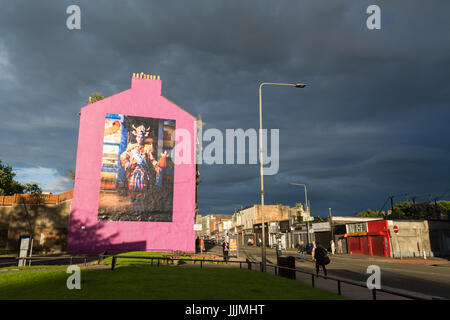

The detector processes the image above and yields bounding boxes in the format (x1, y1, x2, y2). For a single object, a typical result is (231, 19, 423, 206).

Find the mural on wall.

(98, 113, 176, 222)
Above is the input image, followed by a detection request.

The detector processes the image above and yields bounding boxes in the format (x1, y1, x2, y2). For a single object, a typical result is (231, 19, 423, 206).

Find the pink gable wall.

(67, 76, 196, 253)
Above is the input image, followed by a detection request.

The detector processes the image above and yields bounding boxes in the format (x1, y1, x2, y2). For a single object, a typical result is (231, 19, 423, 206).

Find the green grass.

(0, 266, 347, 300)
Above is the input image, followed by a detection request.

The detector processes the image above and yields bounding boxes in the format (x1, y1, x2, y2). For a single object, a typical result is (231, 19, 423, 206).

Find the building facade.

(68, 74, 197, 253)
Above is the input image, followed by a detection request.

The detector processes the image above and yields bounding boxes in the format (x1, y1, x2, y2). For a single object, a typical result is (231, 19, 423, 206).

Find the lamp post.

(289, 183, 308, 212)
(259, 82, 307, 272)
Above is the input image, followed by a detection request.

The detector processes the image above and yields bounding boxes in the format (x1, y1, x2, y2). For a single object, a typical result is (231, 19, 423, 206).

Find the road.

(210, 244, 450, 299)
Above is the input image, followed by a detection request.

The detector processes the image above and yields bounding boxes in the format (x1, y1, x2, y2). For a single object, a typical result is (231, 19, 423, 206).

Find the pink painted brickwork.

(67, 76, 196, 253)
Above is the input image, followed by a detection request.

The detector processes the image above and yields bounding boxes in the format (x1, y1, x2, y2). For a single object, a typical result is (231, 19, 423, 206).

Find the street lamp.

(259, 82, 307, 272)
(289, 183, 308, 212)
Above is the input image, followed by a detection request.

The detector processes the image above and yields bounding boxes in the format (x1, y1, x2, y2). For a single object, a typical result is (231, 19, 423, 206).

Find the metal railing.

(12, 255, 90, 267)
(4, 253, 447, 301)
(264, 262, 446, 300)
(104, 254, 447, 301)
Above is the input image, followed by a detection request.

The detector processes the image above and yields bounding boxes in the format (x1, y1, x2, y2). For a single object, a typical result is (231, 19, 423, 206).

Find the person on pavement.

(298, 241, 306, 262)
(330, 240, 335, 255)
(314, 244, 329, 277)
(195, 237, 200, 254)
(276, 241, 282, 257)
(311, 241, 317, 261)
(222, 241, 229, 262)
(337, 239, 343, 254)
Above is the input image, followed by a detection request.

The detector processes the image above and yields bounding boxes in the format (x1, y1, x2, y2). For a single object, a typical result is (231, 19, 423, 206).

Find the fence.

(0, 190, 73, 206)
(4, 255, 93, 268)
(102, 255, 447, 300)
(6, 254, 447, 300)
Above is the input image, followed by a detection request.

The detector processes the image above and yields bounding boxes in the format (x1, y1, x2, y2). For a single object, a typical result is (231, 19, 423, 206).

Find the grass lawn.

(0, 265, 347, 300)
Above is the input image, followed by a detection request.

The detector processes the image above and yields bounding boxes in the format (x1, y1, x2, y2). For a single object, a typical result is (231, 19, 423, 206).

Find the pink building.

(67, 74, 196, 253)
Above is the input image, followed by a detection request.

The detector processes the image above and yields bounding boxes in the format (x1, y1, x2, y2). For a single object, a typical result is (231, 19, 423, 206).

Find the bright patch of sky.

(15, 167, 74, 194)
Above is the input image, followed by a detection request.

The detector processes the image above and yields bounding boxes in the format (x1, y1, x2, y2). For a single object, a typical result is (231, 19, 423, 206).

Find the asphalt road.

(229, 245, 450, 299)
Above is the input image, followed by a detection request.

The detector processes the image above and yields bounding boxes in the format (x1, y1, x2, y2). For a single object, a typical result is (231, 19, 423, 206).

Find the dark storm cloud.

(0, 1, 449, 215)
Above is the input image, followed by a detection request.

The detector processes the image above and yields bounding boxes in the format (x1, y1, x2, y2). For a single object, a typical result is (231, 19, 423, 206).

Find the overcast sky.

(1, 1, 449, 216)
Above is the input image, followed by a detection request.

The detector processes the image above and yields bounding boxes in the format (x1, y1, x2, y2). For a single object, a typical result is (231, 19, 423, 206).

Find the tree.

(88, 93, 104, 104)
(0, 158, 41, 196)
(68, 169, 75, 180)
(437, 201, 450, 219)
(23, 183, 42, 194)
(437, 201, 450, 212)
(357, 209, 384, 218)
(0, 158, 25, 195)
(357, 201, 449, 220)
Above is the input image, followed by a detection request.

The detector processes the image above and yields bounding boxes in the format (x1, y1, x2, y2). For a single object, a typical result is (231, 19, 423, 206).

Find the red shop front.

(345, 220, 391, 257)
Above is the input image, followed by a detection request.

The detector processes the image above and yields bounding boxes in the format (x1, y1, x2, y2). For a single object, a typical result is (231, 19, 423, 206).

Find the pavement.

(220, 245, 450, 299)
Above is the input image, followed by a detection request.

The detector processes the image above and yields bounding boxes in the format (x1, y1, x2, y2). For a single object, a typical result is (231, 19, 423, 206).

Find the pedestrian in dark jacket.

(222, 242, 229, 262)
(298, 241, 306, 262)
(314, 244, 329, 276)
(195, 237, 200, 254)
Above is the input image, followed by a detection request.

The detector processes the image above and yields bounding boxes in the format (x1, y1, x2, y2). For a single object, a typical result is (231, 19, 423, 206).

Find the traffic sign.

(393, 225, 399, 234)
(303, 216, 314, 222)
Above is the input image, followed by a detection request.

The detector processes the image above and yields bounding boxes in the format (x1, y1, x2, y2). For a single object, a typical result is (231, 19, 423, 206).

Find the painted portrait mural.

(98, 113, 176, 222)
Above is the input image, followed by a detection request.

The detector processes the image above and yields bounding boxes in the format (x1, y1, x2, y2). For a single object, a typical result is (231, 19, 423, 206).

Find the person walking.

(337, 239, 343, 254)
(311, 241, 317, 261)
(195, 237, 200, 254)
(330, 240, 335, 255)
(200, 238, 204, 253)
(314, 244, 329, 277)
(276, 240, 282, 257)
(222, 241, 230, 262)
(298, 241, 306, 262)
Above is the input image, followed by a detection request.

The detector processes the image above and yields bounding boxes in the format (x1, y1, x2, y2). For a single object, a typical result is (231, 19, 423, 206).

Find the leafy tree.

(0, 158, 41, 196)
(68, 169, 75, 180)
(391, 201, 411, 219)
(23, 183, 42, 194)
(357, 209, 384, 218)
(357, 201, 449, 220)
(88, 93, 104, 104)
(0, 158, 25, 195)
(437, 201, 450, 212)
